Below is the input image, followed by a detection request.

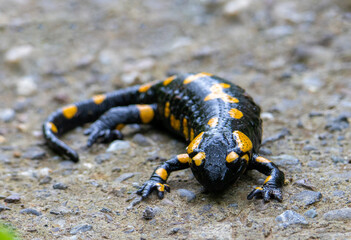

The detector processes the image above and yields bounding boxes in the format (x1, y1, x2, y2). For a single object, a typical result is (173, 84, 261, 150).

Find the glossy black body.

(43, 73, 284, 201)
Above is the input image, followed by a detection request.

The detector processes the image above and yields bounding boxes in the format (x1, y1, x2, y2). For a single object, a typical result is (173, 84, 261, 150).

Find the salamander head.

(187, 130, 250, 192)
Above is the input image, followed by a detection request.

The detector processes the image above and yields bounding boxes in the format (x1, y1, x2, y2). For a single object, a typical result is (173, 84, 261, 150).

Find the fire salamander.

(43, 73, 285, 202)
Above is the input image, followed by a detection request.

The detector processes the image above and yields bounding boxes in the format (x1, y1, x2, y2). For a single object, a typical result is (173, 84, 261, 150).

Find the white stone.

(5, 45, 34, 63)
(16, 76, 37, 96)
(0, 108, 15, 122)
(223, 0, 252, 17)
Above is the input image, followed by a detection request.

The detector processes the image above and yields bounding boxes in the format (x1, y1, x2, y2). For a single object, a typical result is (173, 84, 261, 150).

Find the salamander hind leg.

(84, 104, 157, 147)
(247, 154, 285, 202)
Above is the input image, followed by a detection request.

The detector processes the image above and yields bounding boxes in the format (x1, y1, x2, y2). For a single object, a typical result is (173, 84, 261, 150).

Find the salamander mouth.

(192, 165, 238, 192)
(203, 182, 228, 192)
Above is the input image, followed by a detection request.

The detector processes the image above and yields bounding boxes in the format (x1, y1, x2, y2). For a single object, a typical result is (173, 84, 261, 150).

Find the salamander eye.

(191, 151, 206, 167)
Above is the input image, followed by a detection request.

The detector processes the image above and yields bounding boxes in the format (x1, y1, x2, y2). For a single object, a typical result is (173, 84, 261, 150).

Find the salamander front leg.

(84, 104, 157, 147)
(247, 154, 285, 202)
(137, 154, 190, 199)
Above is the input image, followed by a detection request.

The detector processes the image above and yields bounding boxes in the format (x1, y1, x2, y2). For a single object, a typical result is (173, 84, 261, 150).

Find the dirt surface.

(1, 0, 351, 239)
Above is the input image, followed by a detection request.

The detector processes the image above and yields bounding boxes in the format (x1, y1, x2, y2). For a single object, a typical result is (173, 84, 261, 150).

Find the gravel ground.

(0, 0, 351, 239)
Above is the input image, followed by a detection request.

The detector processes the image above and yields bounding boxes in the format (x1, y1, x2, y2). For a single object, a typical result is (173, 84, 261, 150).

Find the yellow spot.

(137, 105, 154, 123)
(233, 130, 253, 153)
(264, 175, 272, 184)
(219, 83, 230, 88)
(242, 154, 249, 163)
(187, 132, 204, 154)
(183, 72, 213, 84)
(170, 114, 180, 131)
(183, 118, 189, 140)
(62, 105, 78, 119)
(228, 108, 243, 119)
(207, 117, 218, 127)
(204, 83, 239, 103)
(92, 94, 106, 104)
(164, 102, 170, 118)
(256, 156, 271, 163)
(48, 122, 58, 133)
(226, 151, 239, 163)
(138, 83, 152, 93)
(115, 124, 125, 131)
(192, 152, 206, 166)
(163, 75, 176, 86)
(155, 168, 168, 181)
(190, 128, 195, 141)
(255, 187, 263, 190)
(156, 183, 165, 192)
(177, 154, 191, 164)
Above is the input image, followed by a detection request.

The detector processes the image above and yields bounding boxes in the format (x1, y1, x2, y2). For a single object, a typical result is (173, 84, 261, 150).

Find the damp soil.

(0, 0, 351, 239)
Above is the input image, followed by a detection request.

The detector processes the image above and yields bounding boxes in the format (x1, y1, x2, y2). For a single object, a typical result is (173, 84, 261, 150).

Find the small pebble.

(53, 93, 70, 104)
(331, 155, 346, 164)
(228, 203, 238, 208)
(307, 161, 321, 168)
(303, 145, 318, 152)
(121, 72, 139, 85)
(20, 208, 42, 216)
(22, 146, 46, 160)
(114, 173, 135, 183)
(325, 114, 349, 132)
(16, 76, 38, 96)
(223, 0, 252, 17)
(112, 167, 121, 172)
(271, 154, 300, 166)
(95, 153, 112, 164)
(261, 112, 274, 120)
(290, 190, 322, 206)
(332, 190, 345, 197)
(100, 208, 112, 213)
(0, 204, 11, 212)
(177, 189, 196, 202)
(106, 140, 130, 152)
(265, 25, 294, 39)
(89, 180, 100, 187)
(75, 55, 94, 68)
(53, 182, 68, 190)
(323, 208, 351, 221)
(337, 135, 345, 141)
(49, 206, 71, 215)
(0, 153, 10, 164)
(258, 147, 272, 156)
(304, 209, 317, 218)
(13, 99, 30, 113)
(302, 75, 324, 92)
(309, 112, 324, 117)
(198, 204, 212, 215)
(132, 133, 152, 146)
(5, 45, 34, 63)
(143, 206, 155, 220)
(262, 128, 291, 145)
(123, 225, 135, 234)
(39, 176, 52, 185)
(0, 135, 6, 144)
(168, 227, 180, 235)
(4, 194, 21, 203)
(70, 224, 93, 235)
(293, 179, 315, 191)
(275, 210, 308, 227)
(0, 108, 16, 122)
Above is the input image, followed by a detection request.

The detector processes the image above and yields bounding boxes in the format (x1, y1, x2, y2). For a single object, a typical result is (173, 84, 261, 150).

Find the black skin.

(43, 73, 285, 202)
